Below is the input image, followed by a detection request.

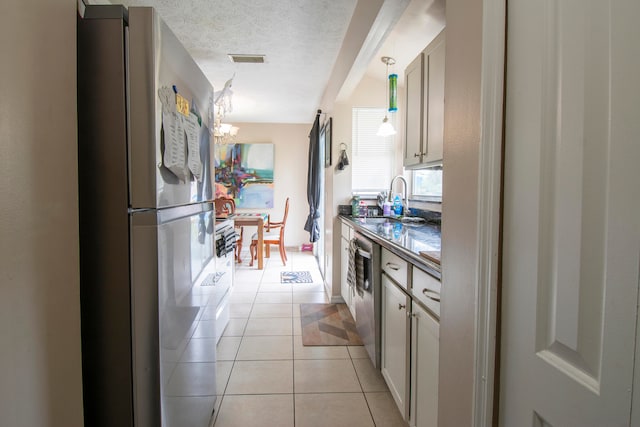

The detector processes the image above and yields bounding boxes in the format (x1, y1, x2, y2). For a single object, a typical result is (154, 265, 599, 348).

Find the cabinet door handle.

(398, 303, 406, 310)
(422, 288, 441, 302)
(386, 262, 400, 271)
(414, 152, 421, 158)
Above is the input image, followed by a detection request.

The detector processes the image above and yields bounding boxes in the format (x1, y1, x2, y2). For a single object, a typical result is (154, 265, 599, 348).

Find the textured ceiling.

(94, 0, 444, 124)
(118, 0, 358, 123)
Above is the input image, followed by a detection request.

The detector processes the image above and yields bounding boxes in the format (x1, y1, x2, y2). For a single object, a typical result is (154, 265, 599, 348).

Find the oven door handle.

(357, 248, 371, 259)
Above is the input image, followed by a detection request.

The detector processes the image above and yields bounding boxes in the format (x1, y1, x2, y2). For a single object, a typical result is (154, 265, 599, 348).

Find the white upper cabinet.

(404, 30, 445, 169)
(404, 53, 424, 168)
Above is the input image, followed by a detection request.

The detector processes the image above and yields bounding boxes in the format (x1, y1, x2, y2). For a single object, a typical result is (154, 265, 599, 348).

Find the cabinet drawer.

(382, 248, 409, 290)
(412, 267, 441, 318)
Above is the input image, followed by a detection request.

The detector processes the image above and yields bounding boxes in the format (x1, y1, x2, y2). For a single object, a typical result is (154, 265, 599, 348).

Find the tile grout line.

(348, 341, 380, 426)
(291, 319, 297, 426)
(289, 257, 298, 426)
(289, 267, 296, 427)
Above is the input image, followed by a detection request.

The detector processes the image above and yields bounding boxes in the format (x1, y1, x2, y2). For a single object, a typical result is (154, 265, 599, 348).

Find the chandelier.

(212, 75, 239, 144)
(213, 113, 239, 145)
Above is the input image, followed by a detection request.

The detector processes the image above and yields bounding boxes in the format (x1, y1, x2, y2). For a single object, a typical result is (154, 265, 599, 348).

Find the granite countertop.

(340, 215, 441, 279)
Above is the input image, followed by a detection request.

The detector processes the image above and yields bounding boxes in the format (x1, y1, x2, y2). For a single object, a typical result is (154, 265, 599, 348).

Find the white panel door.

(500, 0, 640, 425)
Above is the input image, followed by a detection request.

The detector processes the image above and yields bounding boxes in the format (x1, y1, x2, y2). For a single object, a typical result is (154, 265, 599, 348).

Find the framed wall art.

(214, 143, 274, 208)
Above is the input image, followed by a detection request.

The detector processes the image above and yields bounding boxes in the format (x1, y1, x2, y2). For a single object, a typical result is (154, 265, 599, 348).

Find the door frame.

(474, 0, 506, 424)
(317, 118, 327, 277)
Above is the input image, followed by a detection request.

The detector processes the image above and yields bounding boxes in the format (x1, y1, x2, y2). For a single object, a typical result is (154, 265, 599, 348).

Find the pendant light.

(377, 56, 397, 137)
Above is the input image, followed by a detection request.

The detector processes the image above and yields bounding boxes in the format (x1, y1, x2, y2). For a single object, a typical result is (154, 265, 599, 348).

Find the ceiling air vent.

(228, 54, 265, 64)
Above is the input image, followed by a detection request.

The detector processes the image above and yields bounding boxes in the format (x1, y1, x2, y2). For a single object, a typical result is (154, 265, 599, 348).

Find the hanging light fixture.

(212, 75, 240, 144)
(377, 56, 397, 137)
(213, 112, 239, 145)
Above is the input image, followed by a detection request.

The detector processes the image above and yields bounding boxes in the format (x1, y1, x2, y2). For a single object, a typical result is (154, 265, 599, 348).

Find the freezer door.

(131, 204, 217, 427)
(128, 7, 214, 209)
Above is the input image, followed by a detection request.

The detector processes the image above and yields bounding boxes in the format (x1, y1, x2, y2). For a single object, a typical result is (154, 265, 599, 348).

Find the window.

(351, 107, 395, 192)
(412, 167, 443, 200)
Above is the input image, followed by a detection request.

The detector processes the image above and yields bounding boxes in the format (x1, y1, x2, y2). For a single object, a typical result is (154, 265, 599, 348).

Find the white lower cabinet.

(340, 235, 350, 308)
(340, 223, 355, 317)
(381, 262, 440, 426)
(381, 273, 410, 418)
(410, 301, 439, 427)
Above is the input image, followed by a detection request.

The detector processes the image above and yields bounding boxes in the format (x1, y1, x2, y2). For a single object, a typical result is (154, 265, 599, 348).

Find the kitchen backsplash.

(407, 207, 441, 224)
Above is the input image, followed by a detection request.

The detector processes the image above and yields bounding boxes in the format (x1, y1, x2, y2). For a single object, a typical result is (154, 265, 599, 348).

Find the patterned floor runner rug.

(281, 271, 313, 283)
(300, 303, 363, 346)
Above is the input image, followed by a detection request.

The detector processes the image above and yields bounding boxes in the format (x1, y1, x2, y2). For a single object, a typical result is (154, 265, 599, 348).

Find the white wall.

(231, 123, 313, 252)
(0, 1, 84, 427)
(325, 5, 486, 423)
(326, 73, 405, 298)
(439, 0, 484, 424)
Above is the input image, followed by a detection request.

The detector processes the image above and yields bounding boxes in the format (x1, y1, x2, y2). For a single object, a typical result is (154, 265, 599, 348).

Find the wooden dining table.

(232, 212, 269, 269)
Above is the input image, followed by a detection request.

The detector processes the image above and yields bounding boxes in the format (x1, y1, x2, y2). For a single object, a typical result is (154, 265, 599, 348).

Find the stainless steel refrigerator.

(78, 5, 217, 427)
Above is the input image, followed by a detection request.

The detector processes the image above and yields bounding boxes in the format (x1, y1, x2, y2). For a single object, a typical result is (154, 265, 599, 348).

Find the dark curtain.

(304, 113, 321, 242)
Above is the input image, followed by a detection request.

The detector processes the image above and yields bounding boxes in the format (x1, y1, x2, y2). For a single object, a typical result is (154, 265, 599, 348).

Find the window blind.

(351, 107, 395, 192)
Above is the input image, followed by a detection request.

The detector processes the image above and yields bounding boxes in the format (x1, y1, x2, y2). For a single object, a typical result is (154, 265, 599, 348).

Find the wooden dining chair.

(214, 197, 235, 217)
(214, 197, 244, 263)
(249, 197, 290, 266)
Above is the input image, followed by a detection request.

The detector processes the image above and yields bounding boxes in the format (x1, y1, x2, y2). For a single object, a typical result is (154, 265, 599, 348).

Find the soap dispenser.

(393, 195, 403, 216)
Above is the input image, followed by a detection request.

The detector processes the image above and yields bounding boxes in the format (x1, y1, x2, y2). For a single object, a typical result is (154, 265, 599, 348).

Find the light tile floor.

(212, 249, 407, 427)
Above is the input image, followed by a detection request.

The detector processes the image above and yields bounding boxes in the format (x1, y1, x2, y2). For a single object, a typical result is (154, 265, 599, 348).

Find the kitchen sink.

(401, 216, 426, 224)
(354, 216, 426, 227)
(356, 217, 393, 224)
(351, 216, 441, 252)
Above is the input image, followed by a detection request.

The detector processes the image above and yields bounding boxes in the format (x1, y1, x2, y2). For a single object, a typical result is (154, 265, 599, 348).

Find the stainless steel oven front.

(353, 231, 382, 369)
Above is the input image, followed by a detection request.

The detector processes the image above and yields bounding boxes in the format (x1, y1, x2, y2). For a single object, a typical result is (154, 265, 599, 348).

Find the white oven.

(212, 218, 236, 342)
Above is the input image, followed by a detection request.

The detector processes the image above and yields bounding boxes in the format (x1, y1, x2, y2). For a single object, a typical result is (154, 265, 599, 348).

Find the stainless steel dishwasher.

(353, 231, 382, 369)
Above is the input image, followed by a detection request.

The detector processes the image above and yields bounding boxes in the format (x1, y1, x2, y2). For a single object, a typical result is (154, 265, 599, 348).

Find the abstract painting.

(214, 143, 274, 208)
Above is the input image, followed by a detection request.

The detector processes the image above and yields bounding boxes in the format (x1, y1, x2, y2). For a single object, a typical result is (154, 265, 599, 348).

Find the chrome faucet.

(388, 175, 409, 215)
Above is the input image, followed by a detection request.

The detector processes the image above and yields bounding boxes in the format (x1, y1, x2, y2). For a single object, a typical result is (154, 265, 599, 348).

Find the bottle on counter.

(393, 195, 403, 216)
(383, 200, 392, 216)
(359, 200, 367, 217)
(351, 196, 360, 216)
